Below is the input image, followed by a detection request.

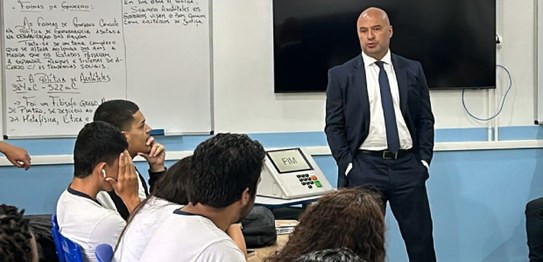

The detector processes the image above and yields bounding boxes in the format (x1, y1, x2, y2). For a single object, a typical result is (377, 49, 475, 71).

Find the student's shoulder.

(57, 190, 101, 212)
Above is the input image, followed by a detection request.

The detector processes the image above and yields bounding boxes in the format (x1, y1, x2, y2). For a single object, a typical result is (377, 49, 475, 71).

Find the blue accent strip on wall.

(6, 126, 542, 156)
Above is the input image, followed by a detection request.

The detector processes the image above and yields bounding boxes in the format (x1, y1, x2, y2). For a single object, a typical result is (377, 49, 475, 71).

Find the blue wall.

(1, 127, 542, 262)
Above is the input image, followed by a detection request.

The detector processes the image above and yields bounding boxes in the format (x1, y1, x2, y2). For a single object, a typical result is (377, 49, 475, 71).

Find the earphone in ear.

(101, 169, 107, 178)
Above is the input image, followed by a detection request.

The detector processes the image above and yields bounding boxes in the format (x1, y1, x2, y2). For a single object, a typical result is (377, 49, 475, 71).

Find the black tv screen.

(273, 0, 496, 92)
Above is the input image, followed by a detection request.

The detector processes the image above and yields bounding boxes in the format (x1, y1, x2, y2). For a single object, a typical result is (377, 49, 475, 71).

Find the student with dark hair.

(56, 121, 140, 261)
(93, 100, 166, 220)
(0, 142, 31, 170)
(266, 188, 386, 262)
(294, 248, 366, 262)
(114, 156, 249, 261)
(140, 133, 265, 261)
(0, 204, 39, 262)
(113, 156, 190, 261)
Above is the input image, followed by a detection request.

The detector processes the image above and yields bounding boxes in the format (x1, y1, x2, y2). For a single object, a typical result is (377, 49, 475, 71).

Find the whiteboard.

(1, 0, 212, 137)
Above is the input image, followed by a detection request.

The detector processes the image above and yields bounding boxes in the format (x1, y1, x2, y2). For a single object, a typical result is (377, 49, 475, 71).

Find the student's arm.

(138, 136, 166, 191)
(147, 169, 166, 193)
(227, 223, 248, 258)
(0, 142, 31, 170)
(107, 151, 141, 214)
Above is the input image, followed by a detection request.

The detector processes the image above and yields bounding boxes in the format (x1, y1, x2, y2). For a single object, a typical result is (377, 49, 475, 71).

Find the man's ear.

(122, 131, 131, 142)
(93, 162, 107, 178)
(240, 188, 251, 206)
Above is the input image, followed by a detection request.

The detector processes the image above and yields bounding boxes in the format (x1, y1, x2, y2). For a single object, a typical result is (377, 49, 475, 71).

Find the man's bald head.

(356, 7, 393, 60)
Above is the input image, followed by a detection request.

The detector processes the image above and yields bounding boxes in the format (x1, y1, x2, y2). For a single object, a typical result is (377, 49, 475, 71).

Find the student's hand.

(107, 151, 140, 213)
(0, 142, 31, 170)
(138, 136, 166, 172)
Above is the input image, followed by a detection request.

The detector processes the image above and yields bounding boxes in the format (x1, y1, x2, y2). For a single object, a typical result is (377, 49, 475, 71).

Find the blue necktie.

(375, 61, 400, 153)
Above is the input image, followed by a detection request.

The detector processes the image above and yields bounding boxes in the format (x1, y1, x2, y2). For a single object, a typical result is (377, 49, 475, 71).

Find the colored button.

(311, 175, 318, 180)
(314, 181, 322, 188)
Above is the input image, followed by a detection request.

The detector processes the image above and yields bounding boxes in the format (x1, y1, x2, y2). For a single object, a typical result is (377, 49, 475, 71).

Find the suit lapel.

(352, 55, 370, 123)
(392, 54, 408, 113)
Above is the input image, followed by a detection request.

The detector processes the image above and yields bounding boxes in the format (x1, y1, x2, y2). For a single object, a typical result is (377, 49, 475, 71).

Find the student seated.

(94, 100, 166, 220)
(0, 204, 39, 262)
(294, 248, 366, 262)
(139, 133, 265, 261)
(56, 121, 140, 261)
(265, 188, 386, 262)
(114, 156, 248, 261)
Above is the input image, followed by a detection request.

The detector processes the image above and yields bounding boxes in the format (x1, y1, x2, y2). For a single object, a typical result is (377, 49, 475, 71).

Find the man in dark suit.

(325, 7, 436, 262)
(526, 198, 543, 261)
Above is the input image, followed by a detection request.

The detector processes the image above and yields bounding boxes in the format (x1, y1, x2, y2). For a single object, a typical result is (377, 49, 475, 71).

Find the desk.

(255, 195, 322, 220)
(255, 195, 321, 208)
(247, 234, 288, 262)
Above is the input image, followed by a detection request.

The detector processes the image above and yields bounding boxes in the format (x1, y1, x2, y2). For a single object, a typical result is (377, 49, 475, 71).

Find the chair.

(51, 214, 84, 262)
(95, 243, 114, 262)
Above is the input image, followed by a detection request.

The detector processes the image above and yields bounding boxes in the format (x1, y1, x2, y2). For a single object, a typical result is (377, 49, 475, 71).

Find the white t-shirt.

(113, 197, 182, 262)
(139, 210, 245, 262)
(56, 189, 126, 262)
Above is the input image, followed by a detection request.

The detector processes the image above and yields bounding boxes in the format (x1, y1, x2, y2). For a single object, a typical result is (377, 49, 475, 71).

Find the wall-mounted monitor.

(273, 0, 496, 92)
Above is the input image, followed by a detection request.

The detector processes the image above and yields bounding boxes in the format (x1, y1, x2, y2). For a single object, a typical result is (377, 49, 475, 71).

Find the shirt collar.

(361, 49, 392, 67)
(67, 186, 102, 206)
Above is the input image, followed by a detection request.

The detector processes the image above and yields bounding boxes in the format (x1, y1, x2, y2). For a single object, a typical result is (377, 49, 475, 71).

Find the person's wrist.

(121, 194, 141, 213)
(149, 165, 165, 173)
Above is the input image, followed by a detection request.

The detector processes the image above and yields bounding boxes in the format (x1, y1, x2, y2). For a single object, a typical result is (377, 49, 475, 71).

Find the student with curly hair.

(0, 204, 39, 262)
(266, 188, 385, 262)
(294, 248, 366, 262)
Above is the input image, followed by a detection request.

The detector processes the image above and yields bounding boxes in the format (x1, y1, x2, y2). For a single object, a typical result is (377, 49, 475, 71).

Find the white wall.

(0, 0, 536, 134)
(212, 0, 536, 133)
(212, 0, 326, 133)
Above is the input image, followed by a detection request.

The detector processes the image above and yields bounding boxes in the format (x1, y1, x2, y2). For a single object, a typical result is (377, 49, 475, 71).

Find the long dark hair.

(266, 188, 386, 262)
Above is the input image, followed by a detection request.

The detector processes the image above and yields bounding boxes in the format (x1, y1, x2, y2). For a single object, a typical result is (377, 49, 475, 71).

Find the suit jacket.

(325, 53, 435, 187)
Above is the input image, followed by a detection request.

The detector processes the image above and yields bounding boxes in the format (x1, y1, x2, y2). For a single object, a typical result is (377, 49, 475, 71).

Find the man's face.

(124, 110, 152, 157)
(237, 177, 261, 222)
(357, 9, 393, 60)
(237, 194, 256, 222)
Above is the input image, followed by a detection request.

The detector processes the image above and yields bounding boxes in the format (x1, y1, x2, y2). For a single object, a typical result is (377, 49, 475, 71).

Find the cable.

(462, 64, 512, 121)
